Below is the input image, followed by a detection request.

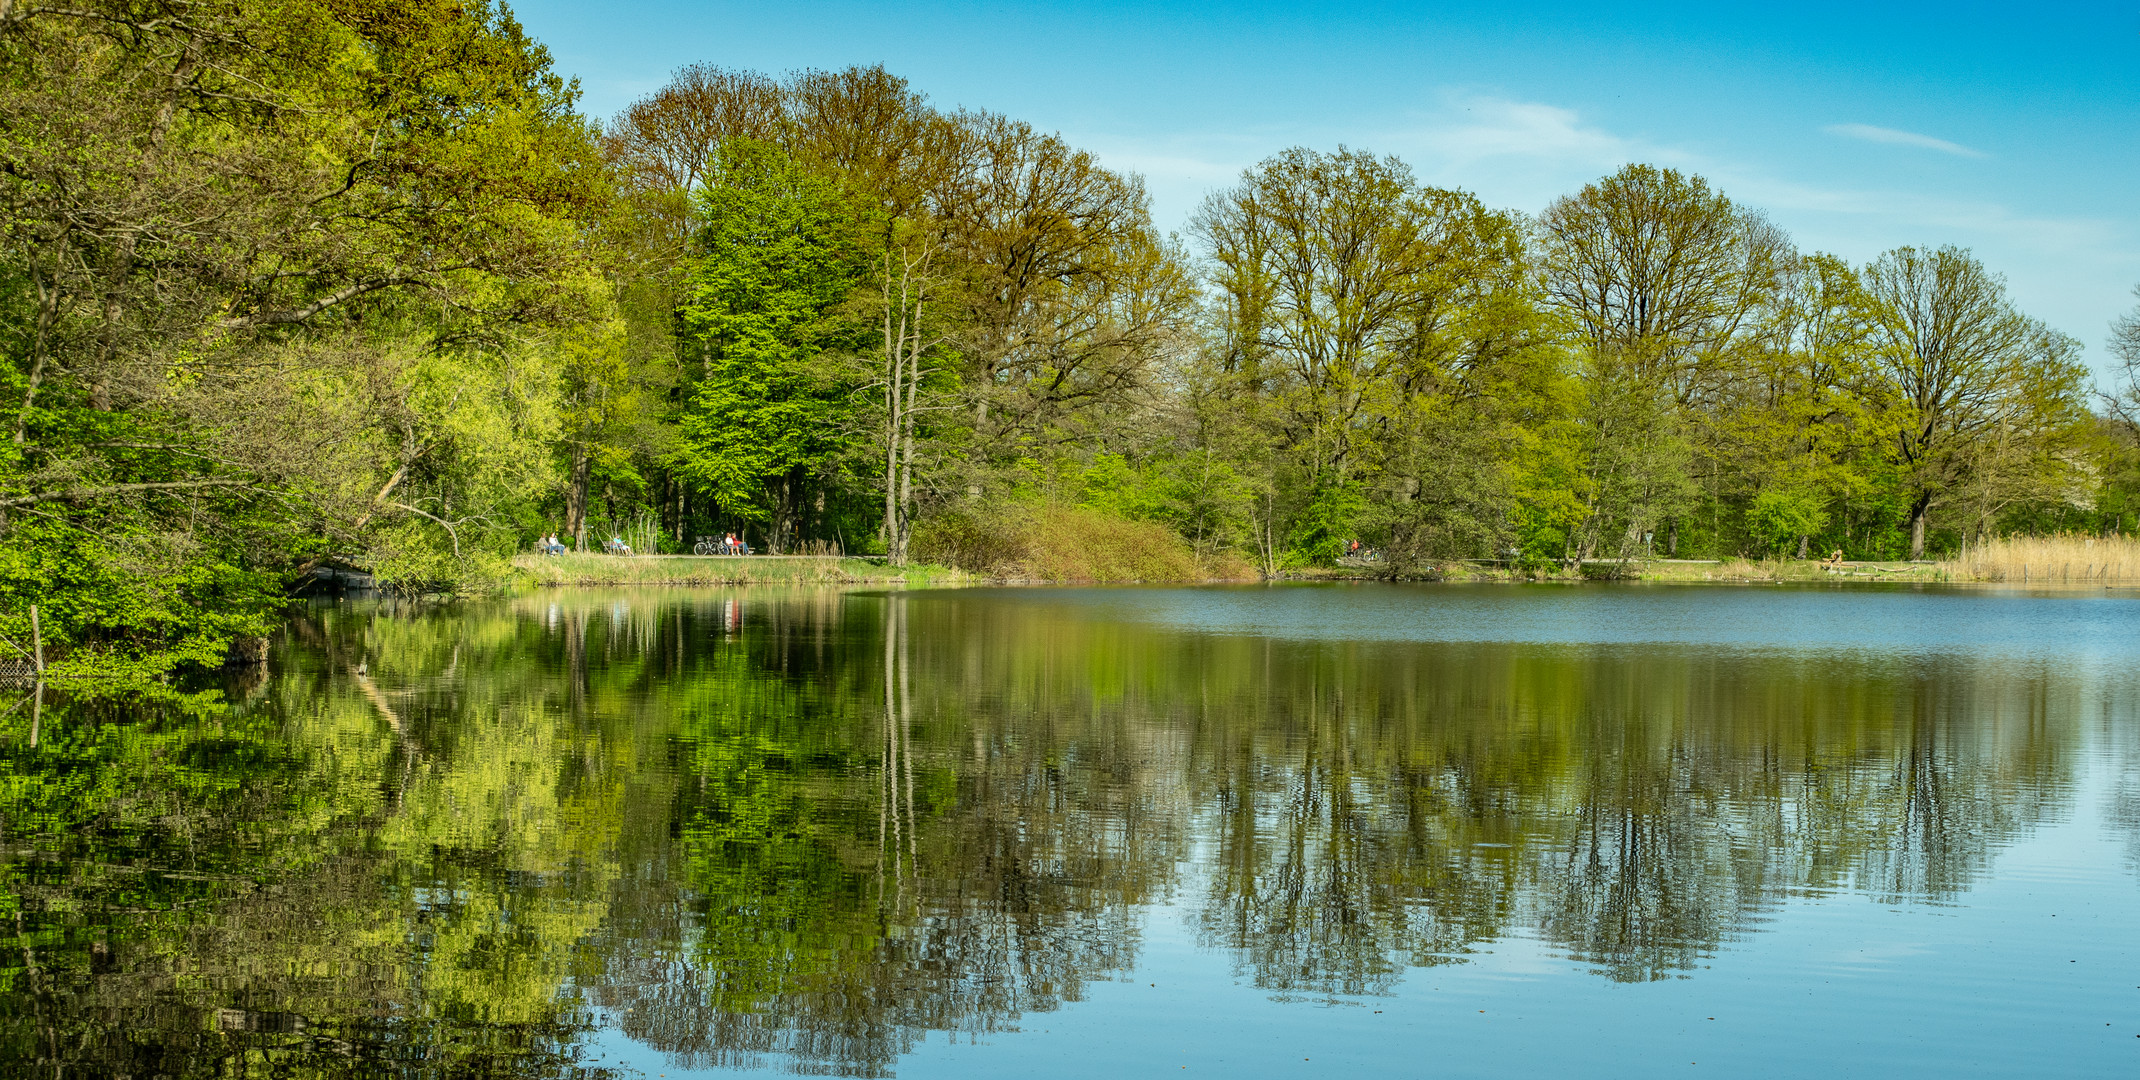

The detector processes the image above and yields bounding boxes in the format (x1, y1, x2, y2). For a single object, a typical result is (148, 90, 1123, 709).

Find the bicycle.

(692, 536, 754, 556)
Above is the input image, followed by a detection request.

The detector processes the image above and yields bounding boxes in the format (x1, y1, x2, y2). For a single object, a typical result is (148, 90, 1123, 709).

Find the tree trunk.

(772, 467, 803, 554)
(1908, 495, 1930, 560)
(14, 260, 61, 445)
(1796, 534, 1808, 560)
(673, 475, 686, 548)
(896, 343, 918, 562)
(882, 250, 906, 566)
(879, 242, 931, 568)
(566, 443, 591, 551)
(883, 357, 905, 563)
(1255, 491, 1280, 579)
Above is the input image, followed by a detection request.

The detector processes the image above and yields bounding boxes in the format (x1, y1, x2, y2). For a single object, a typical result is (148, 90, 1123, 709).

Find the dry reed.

(1943, 534, 2140, 585)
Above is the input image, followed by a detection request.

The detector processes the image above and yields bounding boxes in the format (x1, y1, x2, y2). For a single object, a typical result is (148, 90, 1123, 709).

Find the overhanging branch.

(0, 478, 253, 509)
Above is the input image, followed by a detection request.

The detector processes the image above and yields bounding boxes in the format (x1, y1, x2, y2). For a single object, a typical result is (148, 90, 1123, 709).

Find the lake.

(5, 583, 2138, 1077)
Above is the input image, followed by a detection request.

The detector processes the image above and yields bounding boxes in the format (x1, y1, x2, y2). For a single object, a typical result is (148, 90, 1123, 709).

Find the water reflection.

(0, 586, 2127, 1077)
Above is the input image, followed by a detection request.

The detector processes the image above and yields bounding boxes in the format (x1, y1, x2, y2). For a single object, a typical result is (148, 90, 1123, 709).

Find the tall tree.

(1535, 164, 1790, 558)
(946, 113, 1190, 453)
(1535, 164, 1788, 404)
(2109, 283, 2140, 435)
(1859, 245, 2090, 557)
(1714, 252, 1879, 556)
(1193, 147, 1555, 567)
(0, 0, 608, 671)
(675, 140, 865, 552)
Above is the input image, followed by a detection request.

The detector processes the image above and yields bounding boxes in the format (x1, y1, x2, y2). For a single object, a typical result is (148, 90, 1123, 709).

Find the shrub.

(911, 510, 1030, 576)
(913, 503, 1246, 582)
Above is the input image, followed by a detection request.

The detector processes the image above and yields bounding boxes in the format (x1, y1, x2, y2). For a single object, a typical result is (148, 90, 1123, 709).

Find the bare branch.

(387, 500, 462, 558)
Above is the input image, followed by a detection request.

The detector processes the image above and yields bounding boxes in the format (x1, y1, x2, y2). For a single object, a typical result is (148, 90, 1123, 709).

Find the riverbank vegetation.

(6, 1, 2140, 679)
(512, 553, 962, 588)
(1943, 532, 2140, 585)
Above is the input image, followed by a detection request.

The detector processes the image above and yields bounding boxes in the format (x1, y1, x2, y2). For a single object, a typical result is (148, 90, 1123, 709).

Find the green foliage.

(4, 13, 2131, 696)
(1076, 451, 1255, 553)
(0, 0, 611, 678)
(0, 515, 279, 682)
(674, 140, 868, 526)
(1573, 367, 1697, 561)
(1748, 486, 1831, 556)
(1285, 481, 1367, 568)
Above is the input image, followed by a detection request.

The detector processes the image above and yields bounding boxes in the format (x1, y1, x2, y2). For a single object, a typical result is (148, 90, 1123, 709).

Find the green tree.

(1536, 164, 1789, 558)
(1572, 364, 1697, 564)
(1704, 252, 1881, 557)
(0, 0, 609, 675)
(1859, 246, 2091, 557)
(1192, 147, 1559, 571)
(674, 139, 867, 551)
(1535, 164, 1789, 405)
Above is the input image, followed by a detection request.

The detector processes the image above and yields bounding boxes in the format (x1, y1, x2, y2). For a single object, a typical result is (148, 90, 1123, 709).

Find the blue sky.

(511, 0, 2140, 386)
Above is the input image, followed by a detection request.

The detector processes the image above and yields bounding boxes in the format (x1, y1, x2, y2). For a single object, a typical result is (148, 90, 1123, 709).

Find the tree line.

(3, 0, 2138, 673)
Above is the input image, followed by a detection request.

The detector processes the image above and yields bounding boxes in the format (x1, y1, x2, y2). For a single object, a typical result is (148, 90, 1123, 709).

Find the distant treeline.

(4, 0, 2139, 675)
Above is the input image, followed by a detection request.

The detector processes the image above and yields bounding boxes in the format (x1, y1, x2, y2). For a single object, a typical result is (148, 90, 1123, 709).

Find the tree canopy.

(3, 17, 2134, 679)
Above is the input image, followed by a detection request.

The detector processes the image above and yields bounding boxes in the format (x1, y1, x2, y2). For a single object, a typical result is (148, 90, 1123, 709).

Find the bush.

(913, 503, 1246, 582)
(911, 510, 1030, 576)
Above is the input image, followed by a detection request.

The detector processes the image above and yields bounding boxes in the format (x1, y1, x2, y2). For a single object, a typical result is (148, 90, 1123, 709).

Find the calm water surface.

(5, 583, 2139, 1077)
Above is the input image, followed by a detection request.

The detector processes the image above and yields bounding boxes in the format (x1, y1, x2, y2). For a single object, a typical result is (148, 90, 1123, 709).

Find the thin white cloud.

(1421, 97, 1631, 167)
(1084, 98, 2110, 261)
(1075, 93, 2129, 380)
(1375, 93, 1697, 214)
(1823, 123, 1986, 159)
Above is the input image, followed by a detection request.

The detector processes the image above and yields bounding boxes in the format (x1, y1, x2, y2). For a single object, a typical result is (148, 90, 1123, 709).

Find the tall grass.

(1943, 534, 2140, 584)
(582, 511, 662, 555)
(915, 504, 1253, 582)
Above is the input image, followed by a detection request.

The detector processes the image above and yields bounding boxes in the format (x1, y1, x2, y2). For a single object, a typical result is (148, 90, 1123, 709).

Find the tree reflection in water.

(0, 587, 2106, 1076)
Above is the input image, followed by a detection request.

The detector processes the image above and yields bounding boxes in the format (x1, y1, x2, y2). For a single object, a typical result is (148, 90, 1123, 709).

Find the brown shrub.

(913, 504, 1244, 582)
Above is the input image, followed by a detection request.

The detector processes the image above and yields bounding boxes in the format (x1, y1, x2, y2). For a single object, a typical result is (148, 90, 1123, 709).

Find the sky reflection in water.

(4, 584, 2137, 1078)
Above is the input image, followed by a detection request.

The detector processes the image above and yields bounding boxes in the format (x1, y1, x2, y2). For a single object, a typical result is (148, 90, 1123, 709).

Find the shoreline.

(511, 553, 967, 588)
(509, 553, 2139, 590)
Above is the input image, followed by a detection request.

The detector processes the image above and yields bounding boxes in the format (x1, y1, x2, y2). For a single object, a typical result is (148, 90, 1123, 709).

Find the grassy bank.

(1307, 541, 2140, 586)
(512, 553, 966, 588)
(514, 535, 2140, 590)
(1637, 558, 1947, 583)
(1295, 558, 1953, 584)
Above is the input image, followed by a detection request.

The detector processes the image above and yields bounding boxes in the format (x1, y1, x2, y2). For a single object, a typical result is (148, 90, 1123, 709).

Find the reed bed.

(1943, 534, 2140, 585)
